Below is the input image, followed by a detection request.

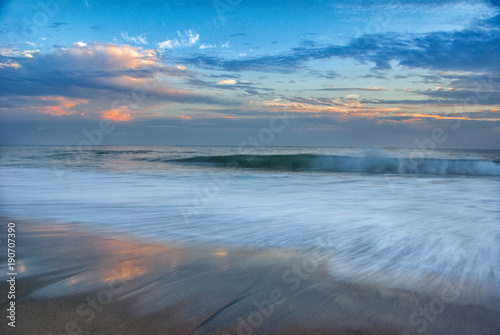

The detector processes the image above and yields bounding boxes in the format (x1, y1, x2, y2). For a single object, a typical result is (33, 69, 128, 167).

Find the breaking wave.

(169, 154, 500, 176)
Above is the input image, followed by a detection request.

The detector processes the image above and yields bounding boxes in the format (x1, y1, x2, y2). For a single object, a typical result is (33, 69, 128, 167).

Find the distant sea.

(1, 146, 499, 307)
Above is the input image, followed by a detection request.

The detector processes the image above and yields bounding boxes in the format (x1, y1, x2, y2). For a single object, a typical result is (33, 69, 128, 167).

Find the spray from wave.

(167, 154, 500, 176)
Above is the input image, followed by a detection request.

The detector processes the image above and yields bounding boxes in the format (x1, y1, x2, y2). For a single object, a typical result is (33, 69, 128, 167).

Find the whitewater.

(1, 146, 499, 308)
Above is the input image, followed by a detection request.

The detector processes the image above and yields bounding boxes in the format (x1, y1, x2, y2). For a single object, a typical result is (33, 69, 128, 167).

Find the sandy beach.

(0, 218, 498, 335)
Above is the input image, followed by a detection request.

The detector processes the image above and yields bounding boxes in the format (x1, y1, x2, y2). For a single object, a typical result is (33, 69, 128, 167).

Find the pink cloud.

(36, 96, 89, 116)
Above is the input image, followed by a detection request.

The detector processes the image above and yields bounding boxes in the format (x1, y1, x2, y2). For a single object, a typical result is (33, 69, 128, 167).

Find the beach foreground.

(1, 218, 499, 335)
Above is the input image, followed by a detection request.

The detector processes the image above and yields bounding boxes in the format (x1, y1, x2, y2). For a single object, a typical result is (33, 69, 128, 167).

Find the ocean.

(1, 145, 499, 307)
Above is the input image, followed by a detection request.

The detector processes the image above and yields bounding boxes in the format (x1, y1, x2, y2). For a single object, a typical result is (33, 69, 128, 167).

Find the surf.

(166, 153, 500, 176)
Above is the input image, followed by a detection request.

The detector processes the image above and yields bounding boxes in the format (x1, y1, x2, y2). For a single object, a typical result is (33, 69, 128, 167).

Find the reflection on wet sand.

(4, 219, 500, 335)
(102, 260, 146, 282)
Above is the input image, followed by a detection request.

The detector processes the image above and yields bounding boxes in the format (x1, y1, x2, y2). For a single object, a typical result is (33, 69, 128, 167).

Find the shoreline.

(1, 218, 499, 334)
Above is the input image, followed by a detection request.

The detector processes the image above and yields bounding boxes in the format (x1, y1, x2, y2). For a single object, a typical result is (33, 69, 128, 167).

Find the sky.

(0, 0, 499, 148)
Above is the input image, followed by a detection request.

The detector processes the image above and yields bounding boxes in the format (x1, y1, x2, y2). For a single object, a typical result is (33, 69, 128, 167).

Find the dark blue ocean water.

(1, 146, 499, 306)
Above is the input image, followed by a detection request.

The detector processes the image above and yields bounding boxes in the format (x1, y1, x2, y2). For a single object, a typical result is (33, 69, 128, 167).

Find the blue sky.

(0, 0, 499, 147)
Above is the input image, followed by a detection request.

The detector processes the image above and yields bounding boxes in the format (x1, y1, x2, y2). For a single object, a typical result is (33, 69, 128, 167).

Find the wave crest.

(170, 154, 500, 176)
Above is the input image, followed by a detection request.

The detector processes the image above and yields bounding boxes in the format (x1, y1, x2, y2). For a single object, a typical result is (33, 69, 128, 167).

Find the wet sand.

(0, 218, 499, 335)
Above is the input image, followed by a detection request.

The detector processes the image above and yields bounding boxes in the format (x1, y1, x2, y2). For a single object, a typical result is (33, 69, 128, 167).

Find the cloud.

(158, 30, 199, 49)
(0, 42, 234, 119)
(252, 96, 400, 118)
(308, 70, 338, 79)
(34, 96, 89, 116)
(178, 13, 500, 75)
(178, 52, 306, 73)
(184, 30, 200, 45)
(199, 43, 216, 49)
(184, 77, 273, 96)
(345, 94, 360, 100)
(23, 43, 156, 71)
(249, 94, 500, 122)
(444, 109, 500, 120)
(205, 73, 240, 79)
(217, 79, 237, 85)
(158, 39, 180, 49)
(415, 88, 500, 105)
(0, 56, 21, 69)
(409, 73, 500, 104)
(2, 104, 499, 148)
(121, 32, 147, 45)
(396, 30, 500, 72)
(102, 107, 132, 121)
(315, 86, 389, 91)
(48, 22, 68, 29)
